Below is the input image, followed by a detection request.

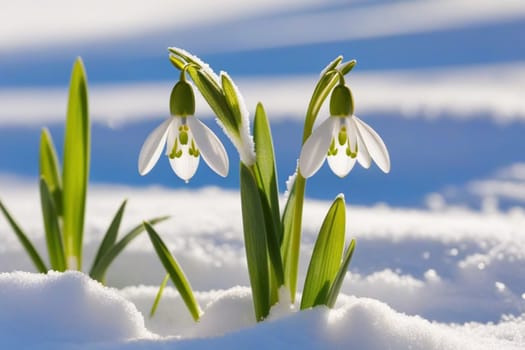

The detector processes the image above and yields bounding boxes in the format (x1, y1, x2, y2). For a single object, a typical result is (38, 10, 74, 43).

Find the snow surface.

(0, 177, 524, 349)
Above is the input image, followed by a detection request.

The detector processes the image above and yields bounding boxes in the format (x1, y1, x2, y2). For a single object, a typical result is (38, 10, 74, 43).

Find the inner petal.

(168, 118, 201, 182)
(327, 119, 357, 177)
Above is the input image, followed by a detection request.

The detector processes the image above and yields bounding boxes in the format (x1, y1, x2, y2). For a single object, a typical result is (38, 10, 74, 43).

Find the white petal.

(138, 118, 172, 175)
(350, 118, 371, 168)
(356, 134, 372, 168)
(327, 118, 357, 178)
(187, 116, 229, 177)
(299, 117, 336, 178)
(327, 152, 357, 177)
(165, 117, 180, 156)
(169, 154, 200, 183)
(168, 129, 200, 182)
(353, 116, 391, 173)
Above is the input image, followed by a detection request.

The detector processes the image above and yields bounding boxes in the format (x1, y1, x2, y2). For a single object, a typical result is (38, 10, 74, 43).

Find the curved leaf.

(300, 196, 346, 309)
(145, 222, 201, 321)
(89, 216, 170, 282)
(0, 199, 48, 273)
(89, 200, 127, 280)
(326, 239, 356, 308)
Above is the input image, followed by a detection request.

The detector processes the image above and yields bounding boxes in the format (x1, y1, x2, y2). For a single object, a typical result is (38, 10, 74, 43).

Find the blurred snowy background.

(1, 1, 525, 348)
(1, 0, 525, 207)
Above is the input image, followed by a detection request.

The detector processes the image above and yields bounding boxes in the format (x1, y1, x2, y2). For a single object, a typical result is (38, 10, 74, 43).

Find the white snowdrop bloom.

(138, 80, 229, 182)
(299, 84, 390, 178)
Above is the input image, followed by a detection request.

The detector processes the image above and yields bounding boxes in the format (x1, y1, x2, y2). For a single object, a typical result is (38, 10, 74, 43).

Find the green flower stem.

(282, 57, 355, 302)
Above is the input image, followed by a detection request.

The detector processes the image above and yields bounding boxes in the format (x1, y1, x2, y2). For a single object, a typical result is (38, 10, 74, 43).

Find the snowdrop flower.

(168, 48, 255, 166)
(138, 79, 229, 182)
(299, 84, 390, 178)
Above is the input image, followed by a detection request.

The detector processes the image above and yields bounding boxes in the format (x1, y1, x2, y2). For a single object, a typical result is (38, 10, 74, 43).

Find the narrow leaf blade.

(149, 273, 170, 318)
(187, 66, 238, 136)
(300, 196, 346, 309)
(221, 73, 243, 127)
(62, 57, 90, 269)
(280, 173, 303, 302)
(89, 216, 170, 282)
(145, 222, 201, 321)
(89, 200, 127, 280)
(39, 128, 62, 216)
(326, 239, 356, 308)
(40, 178, 66, 271)
(240, 163, 270, 321)
(0, 199, 48, 273)
(253, 103, 283, 286)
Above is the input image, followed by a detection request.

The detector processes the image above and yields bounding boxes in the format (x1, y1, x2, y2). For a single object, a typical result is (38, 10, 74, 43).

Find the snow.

(0, 272, 523, 349)
(0, 177, 524, 349)
(0, 271, 152, 348)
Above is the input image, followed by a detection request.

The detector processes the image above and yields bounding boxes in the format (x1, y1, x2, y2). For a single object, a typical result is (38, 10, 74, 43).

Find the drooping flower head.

(168, 47, 255, 167)
(299, 81, 390, 178)
(138, 73, 229, 182)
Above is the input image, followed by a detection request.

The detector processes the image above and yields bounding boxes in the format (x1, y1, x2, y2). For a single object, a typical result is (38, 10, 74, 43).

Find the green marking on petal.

(338, 126, 347, 146)
(346, 140, 358, 158)
(179, 130, 189, 145)
(328, 138, 338, 156)
(169, 139, 183, 159)
(189, 139, 200, 158)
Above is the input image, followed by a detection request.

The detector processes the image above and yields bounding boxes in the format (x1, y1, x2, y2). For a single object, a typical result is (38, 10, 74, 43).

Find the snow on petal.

(299, 117, 336, 178)
(188, 116, 229, 177)
(353, 115, 391, 173)
(138, 117, 172, 176)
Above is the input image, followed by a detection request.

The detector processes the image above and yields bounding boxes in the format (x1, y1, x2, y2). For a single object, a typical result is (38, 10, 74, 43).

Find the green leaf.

(280, 173, 303, 303)
(300, 195, 346, 310)
(253, 103, 283, 287)
(326, 239, 356, 308)
(144, 222, 201, 321)
(221, 73, 243, 127)
(0, 199, 48, 273)
(149, 273, 170, 318)
(89, 200, 127, 282)
(186, 66, 238, 138)
(240, 163, 270, 321)
(89, 216, 170, 282)
(39, 178, 66, 271)
(39, 128, 62, 216)
(62, 57, 90, 270)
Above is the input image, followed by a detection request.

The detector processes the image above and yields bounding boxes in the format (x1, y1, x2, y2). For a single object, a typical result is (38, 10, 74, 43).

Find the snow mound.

(0, 271, 151, 347)
(0, 272, 524, 349)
